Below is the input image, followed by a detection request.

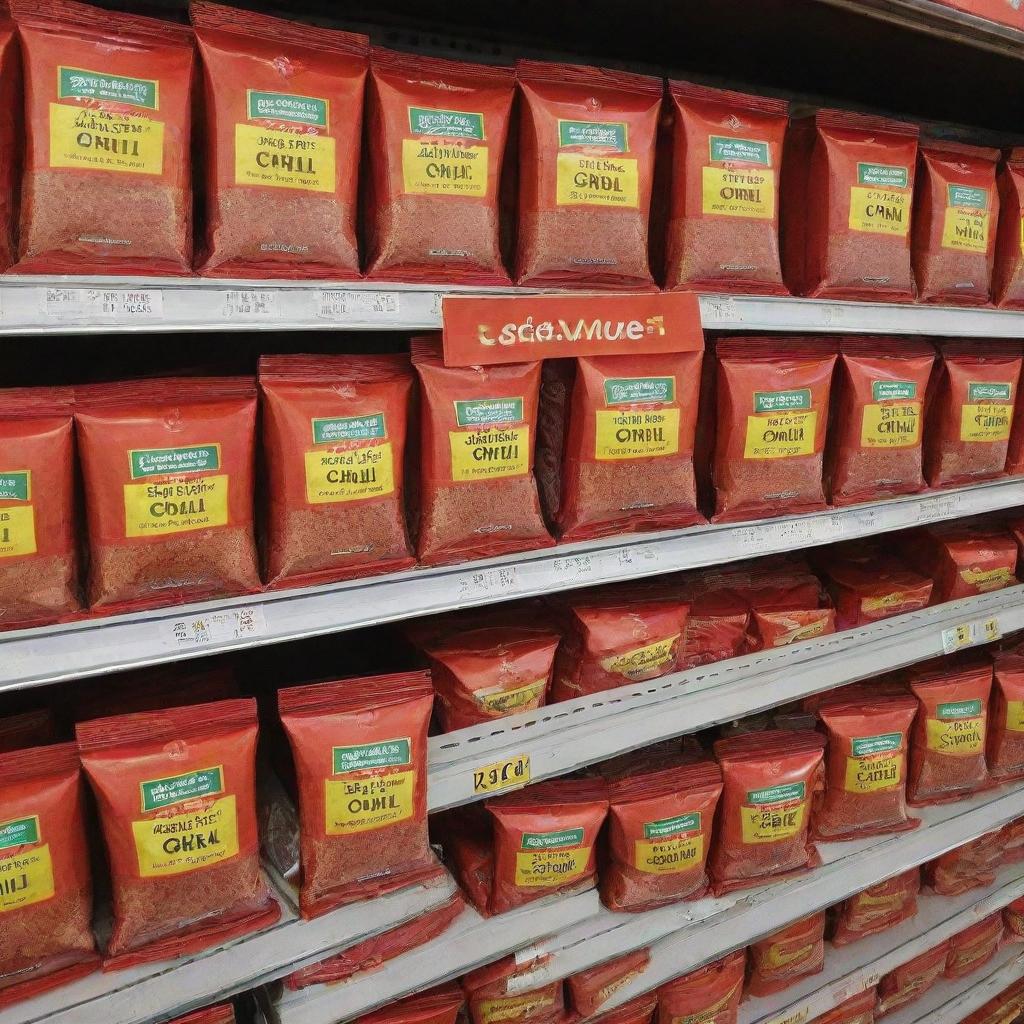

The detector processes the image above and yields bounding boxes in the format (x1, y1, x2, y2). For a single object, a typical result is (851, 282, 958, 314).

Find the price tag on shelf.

(941, 616, 1001, 655)
(513, 942, 549, 968)
(162, 606, 268, 649)
(41, 287, 91, 319)
(764, 1008, 809, 1024)
(505, 965, 551, 994)
(738, 516, 842, 553)
(821, 304, 845, 326)
(457, 566, 520, 601)
(552, 554, 597, 583)
(613, 545, 661, 570)
(222, 289, 279, 319)
(41, 288, 163, 322)
(318, 290, 400, 320)
(473, 754, 531, 795)
(701, 295, 743, 324)
(917, 493, 961, 524)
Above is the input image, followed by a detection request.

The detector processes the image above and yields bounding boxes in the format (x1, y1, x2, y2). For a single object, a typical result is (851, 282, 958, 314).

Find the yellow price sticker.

(473, 754, 531, 795)
(765, 1009, 809, 1024)
(983, 617, 1002, 643)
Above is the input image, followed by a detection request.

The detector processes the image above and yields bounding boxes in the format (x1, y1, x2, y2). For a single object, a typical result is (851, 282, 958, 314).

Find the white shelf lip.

(428, 584, 1024, 812)
(739, 866, 1024, 1024)
(3, 475, 1022, 693)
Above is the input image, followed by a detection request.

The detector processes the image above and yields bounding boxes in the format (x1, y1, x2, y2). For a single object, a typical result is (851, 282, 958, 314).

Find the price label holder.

(222, 290, 279, 319)
(458, 566, 520, 602)
(941, 616, 1001, 655)
(473, 754, 531, 795)
(162, 606, 268, 649)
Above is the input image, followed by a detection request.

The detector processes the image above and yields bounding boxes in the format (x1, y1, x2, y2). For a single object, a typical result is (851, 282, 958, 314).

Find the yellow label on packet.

(762, 942, 814, 971)
(123, 475, 229, 538)
(1007, 701, 1024, 732)
(848, 187, 910, 235)
(132, 795, 239, 877)
(600, 634, 679, 681)
(862, 592, 908, 614)
(304, 444, 395, 504)
(857, 890, 901, 911)
(476, 679, 546, 714)
(961, 566, 1014, 591)
(595, 409, 680, 460)
(325, 771, 414, 835)
(402, 139, 488, 197)
(0, 845, 54, 912)
(741, 782, 807, 845)
(743, 411, 816, 459)
(670, 981, 742, 1024)
(235, 123, 335, 193)
(634, 835, 704, 874)
(861, 403, 921, 448)
(701, 167, 775, 219)
(50, 103, 163, 175)
(514, 846, 591, 887)
(449, 427, 529, 482)
(845, 753, 903, 793)
(477, 994, 556, 1024)
(960, 404, 1012, 442)
(926, 718, 985, 755)
(556, 153, 638, 207)
(942, 209, 989, 252)
(0, 506, 37, 558)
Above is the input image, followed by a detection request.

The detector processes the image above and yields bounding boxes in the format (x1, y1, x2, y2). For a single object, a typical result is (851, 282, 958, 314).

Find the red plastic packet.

(824, 557, 933, 630)
(677, 577, 749, 669)
(994, 149, 1024, 308)
(0, 5, 18, 271)
(76, 699, 279, 969)
(664, 81, 788, 294)
(927, 830, 1002, 895)
(74, 377, 260, 612)
(487, 777, 608, 915)
(278, 671, 442, 918)
(191, 3, 367, 279)
(746, 912, 826, 998)
(913, 141, 1000, 305)
(875, 941, 949, 1016)
(828, 338, 935, 505)
(960, 982, 1024, 1024)
(602, 760, 722, 911)
(782, 110, 918, 300)
(814, 694, 919, 840)
(1004, 896, 1024, 940)
(712, 338, 838, 522)
(515, 59, 660, 289)
(11, 0, 194, 275)
(923, 340, 1022, 488)
(259, 354, 415, 589)
(655, 950, 745, 1024)
(988, 652, 1024, 781)
(809, 989, 877, 1024)
(731, 559, 832, 651)
(1001, 817, 1024, 864)
(567, 949, 651, 1017)
(0, 709, 55, 754)
(590, 993, 658, 1024)
(831, 868, 920, 947)
(709, 729, 825, 895)
(905, 522, 1018, 602)
(438, 806, 494, 914)
(410, 337, 552, 566)
(945, 914, 1004, 980)
(463, 965, 562, 1024)
(365, 49, 514, 284)
(0, 387, 79, 631)
(358, 984, 465, 1024)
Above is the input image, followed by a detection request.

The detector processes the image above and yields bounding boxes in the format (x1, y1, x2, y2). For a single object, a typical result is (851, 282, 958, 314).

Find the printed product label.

(449, 426, 529, 481)
(248, 91, 328, 127)
(130, 445, 220, 479)
(1006, 700, 1024, 732)
(942, 185, 990, 252)
(59, 67, 158, 108)
(858, 163, 909, 189)
(861, 402, 921, 447)
(235, 124, 335, 193)
(710, 136, 770, 165)
(595, 408, 680, 459)
(313, 415, 386, 444)
(0, 471, 30, 501)
(741, 782, 807, 844)
(477, 994, 556, 1024)
(635, 811, 704, 874)
(50, 103, 163, 175)
(761, 941, 815, 971)
(133, 796, 239, 877)
(604, 377, 675, 405)
(556, 153, 638, 207)
(846, 732, 904, 792)
(960, 398, 1012, 442)
(849, 179, 910, 236)
(927, 700, 985, 754)
(770, 616, 829, 646)
(668, 981, 741, 1024)
(755, 389, 811, 412)
(402, 138, 488, 197)
(410, 107, 485, 140)
(0, 844, 54, 913)
(744, 411, 817, 459)
(304, 444, 395, 503)
(856, 889, 902, 912)
(701, 167, 775, 219)
(476, 678, 547, 714)
(599, 634, 679, 680)
(141, 766, 224, 812)
(0, 506, 37, 558)
(0, 816, 39, 850)
(559, 120, 627, 150)
(455, 398, 523, 426)
(123, 475, 229, 537)
(325, 771, 415, 834)
(862, 591, 909, 614)
(333, 740, 411, 773)
(515, 845, 590, 887)
(874, 380, 918, 402)
(960, 566, 1015, 591)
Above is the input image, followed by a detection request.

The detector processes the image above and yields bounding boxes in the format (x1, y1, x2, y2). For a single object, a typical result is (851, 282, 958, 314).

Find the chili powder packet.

(191, 2, 367, 279)
(463, 962, 563, 1024)
(358, 984, 465, 1024)
(831, 868, 920, 947)
(875, 941, 949, 1016)
(809, 989, 877, 1024)
(923, 340, 1022, 488)
(907, 657, 992, 805)
(824, 556, 933, 630)
(988, 652, 1024, 781)
(1004, 897, 1024, 940)
(76, 699, 279, 968)
(677, 576, 749, 669)
(1002, 817, 1024, 864)
(994, 149, 1024, 308)
(709, 729, 825, 895)
(591, 994, 658, 1024)
(927, 830, 1002, 895)
(665, 81, 788, 295)
(0, 5, 19, 272)
(411, 337, 552, 566)
(945, 914, 1004, 981)
(0, 708, 55, 754)
(913, 141, 1000, 305)
(11, 0, 194, 275)
(515, 59, 660, 289)
(365, 50, 514, 284)
(567, 950, 651, 1017)
(279, 670, 442, 918)
(0, 742, 98, 1008)
(782, 110, 918, 301)
(655, 950, 745, 1024)
(75, 377, 260, 612)
(905, 522, 1018, 602)
(260, 354, 415, 589)
(0, 387, 80, 631)
(746, 911, 826, 998)
(828, 338, 935, 506)
(602, 760, 723, 912)
(712, 338, 838, 523)
(814, 694, 919, 841)
(486, 777, 608, 915)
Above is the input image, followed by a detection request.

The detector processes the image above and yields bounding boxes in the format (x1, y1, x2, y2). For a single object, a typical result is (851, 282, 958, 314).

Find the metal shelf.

(4, 476, 1023, 694)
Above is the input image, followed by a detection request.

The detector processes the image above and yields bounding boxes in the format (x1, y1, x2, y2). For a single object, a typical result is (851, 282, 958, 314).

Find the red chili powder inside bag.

(677, 577, 749, 670)
(927, 830, 1002, 896)
(170, 1007, 235, 1024)
(809, 989, 877, 1024)
(602, 760, 722, 912)
(831, 868, 920, 947)
(875, 941, 949, 1017)
(923, 340, 1022, 488)
(993, 150, 1024, 308)
(712, 338, 838, 523)
(359, 984, 465, 1024)
(260, 354, 414, 589)
(411, 337, 552, 566)
(0, 387, 79, 631)
(11, 0, 194, 275)
(781, 111, 918, 300)
(828, 338, 935, 506)
(191, 3, 367, 279)
(591, 993, 658, 1024)
(365, 50, 514, 284)
(945, 914, 1004, 981)
(550, 586, 690, 702)
(746, 911, 826, 998)
(486, 778, 608, 915)
(1004, 897, 1024, 940)
(76, 699, 278, 968)
(515, 59, 660, 289)
(0, 709, 55, 754)
(912, 141, 1000, 305)
(988, 652, 1024, 781)
(905, 522, 1018, 603)
(567, 949, 651, 1018)
(0, 742, 98, 1008)
(908, 657, 992, 805)
(463, 966, 563, 1024)
(0, 5, 19, 272)
(709, 729, 824, 895)
(655, 950, 745, 1024)
(751, 605, 835, 650)
(279, 671, 442, 918)
(824, 558, 933, 631)
(665, 81, 788, 294)
(75, 377, 260, 612)
(418, 625, 559, 732)
(539, 351, 705, 542)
